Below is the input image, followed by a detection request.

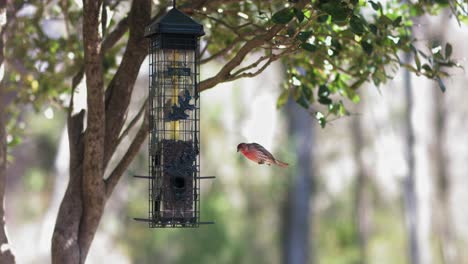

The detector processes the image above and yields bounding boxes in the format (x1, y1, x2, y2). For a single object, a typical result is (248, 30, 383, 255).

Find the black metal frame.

(135, 7, 213, 228)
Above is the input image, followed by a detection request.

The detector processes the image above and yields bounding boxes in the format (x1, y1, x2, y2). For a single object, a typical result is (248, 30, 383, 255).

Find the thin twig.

(229, 48, 297, 81)
(201, 36, 243, 64)
(115, 99, 147, 148)
(200, 39, 210, 58)
(230, 54, 272, 76)
(105, 109, 148, 197)
(230, 47, 297, 78)
(102, 16, 129, 52)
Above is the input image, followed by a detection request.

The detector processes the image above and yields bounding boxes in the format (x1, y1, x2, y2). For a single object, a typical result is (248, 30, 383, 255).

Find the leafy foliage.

(3, 0, 466, 135)
(4, 1, 125, 143)
(194, 0, 465, 127)
(6, 2, 84, 110)
(271, 0, 464, 126)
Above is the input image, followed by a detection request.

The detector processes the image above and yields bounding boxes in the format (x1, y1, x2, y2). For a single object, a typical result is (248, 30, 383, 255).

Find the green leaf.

(293, 87, 309, 109)
(294, 8, 305, 23)
(350, 93, 360, 103)
(300, 43, 317, 52)
(318, 96, 332, 105)
(297, 31, 314, 42)
(380, 15, 393, 25)
(318, 84, 330, 97)
(315, 112, 327, 128)
(7, 135, 22, 148)
(414, 53, 421, 71)
(434, 51, 444, 61)
(338, 101, 347, 116)
(369, 1, 380, 11)
(272, 8, 294, 24)
(436, 77, 446, 93)
(392, 16, 402, 27)
(422, 63, 432, 72)
(342, 84, 361, 103)
(445, 43, 452, 58)
(50, 41, 60, 53)
(319, 1, 351, 22)
(409, 5, 424, 16)
(318, 118, 327, 128)
(361, 41, 373, 55)
(332, 11, 350, 22)
(438, 61, 457, 67)
(349, 15, 366, 35)
(317, 14, 329, 23)
(331, 39, 342, 50)
(315, 111, 324, 119)
(328, 103, 340, 114)
(372, 70, 387, 85)
(276, 89, 289, 109)
(301, 85, 313, 101)
(369, 24, 378, 34)
(296, 96, 309, 109)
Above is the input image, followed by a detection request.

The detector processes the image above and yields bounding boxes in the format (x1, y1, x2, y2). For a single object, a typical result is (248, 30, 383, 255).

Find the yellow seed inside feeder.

(170, 50, 180, 140)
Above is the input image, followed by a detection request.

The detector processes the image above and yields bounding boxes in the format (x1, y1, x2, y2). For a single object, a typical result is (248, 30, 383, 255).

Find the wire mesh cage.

(134, 7, 213, 228)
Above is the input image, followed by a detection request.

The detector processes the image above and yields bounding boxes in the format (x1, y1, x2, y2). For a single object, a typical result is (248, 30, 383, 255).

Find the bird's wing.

(250, 143, 276, 160)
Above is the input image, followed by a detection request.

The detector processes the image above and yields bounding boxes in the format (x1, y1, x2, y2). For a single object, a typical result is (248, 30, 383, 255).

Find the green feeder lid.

(145, 8, 205, 38)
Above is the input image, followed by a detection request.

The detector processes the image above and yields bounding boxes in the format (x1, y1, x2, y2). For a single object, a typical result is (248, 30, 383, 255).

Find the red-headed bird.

(237, 143, 288, 168)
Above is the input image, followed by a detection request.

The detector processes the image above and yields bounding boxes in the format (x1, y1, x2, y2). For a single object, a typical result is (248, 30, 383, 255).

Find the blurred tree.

(432, 69, 458, 264)
(429, 13, 459, 264)
(0, 0, 16, 263)
(0, 0, 465, 263)
(282, 99, 314, 264)
(403, 48, 422, 264)
(351, 108, 372, 264)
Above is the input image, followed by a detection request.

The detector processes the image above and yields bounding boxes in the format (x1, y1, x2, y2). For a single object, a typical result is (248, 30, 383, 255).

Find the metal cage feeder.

(134, 5, 214, 228)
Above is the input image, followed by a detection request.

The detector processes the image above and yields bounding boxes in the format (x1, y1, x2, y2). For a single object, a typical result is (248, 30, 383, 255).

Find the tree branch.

(230, 53, 273, 76)
(115, 99, 147, 148)
(198, 24, 285, 91)
(105, 109, 148, 197)
(69, 14, 130, 101)
(68, 67, 85, 118)
(201, 36, 243, 64)
(79, 0, 106, 262)
(200, 38, 209, 58)
(0, 1, 15, 261)
(197, 12, 263, 38)
(229, 48, 297, 81)
(102, 16, 129, 51)
(198, 0, 309, 92)
(103, 0, 150, 168)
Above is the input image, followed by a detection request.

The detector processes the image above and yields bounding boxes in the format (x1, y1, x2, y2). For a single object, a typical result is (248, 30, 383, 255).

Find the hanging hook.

(173, 0, 176, 8)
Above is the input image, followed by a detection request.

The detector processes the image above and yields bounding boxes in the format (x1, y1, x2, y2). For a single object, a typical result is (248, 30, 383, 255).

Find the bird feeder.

(134, 3, 213, 228)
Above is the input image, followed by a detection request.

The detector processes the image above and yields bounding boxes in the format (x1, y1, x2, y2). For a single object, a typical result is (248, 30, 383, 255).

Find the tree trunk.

(0, 105, 15, 264)
(351, 114, 371, 264)
(283, 99, 314, 264)
(432, 85, 458, 264)
(51, 1, 150, 263)
(403, 51, 421, 264)
(0, 0, 16, 262)
(51, 110, 86, 263)
(426, 12, 459, 264)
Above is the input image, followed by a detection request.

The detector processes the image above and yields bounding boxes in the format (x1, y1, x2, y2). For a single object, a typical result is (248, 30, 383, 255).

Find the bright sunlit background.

(4, 5, 468, 264)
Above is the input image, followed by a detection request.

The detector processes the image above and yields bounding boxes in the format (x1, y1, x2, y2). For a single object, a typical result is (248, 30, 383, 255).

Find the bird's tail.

(275, 159, 289, 168)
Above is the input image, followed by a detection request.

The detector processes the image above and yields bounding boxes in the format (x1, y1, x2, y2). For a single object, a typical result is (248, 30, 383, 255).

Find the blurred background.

(3, 3, 468, 264)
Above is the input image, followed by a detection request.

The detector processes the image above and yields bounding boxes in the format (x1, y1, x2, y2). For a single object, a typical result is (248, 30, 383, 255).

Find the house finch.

(237, 143, 288, 168)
